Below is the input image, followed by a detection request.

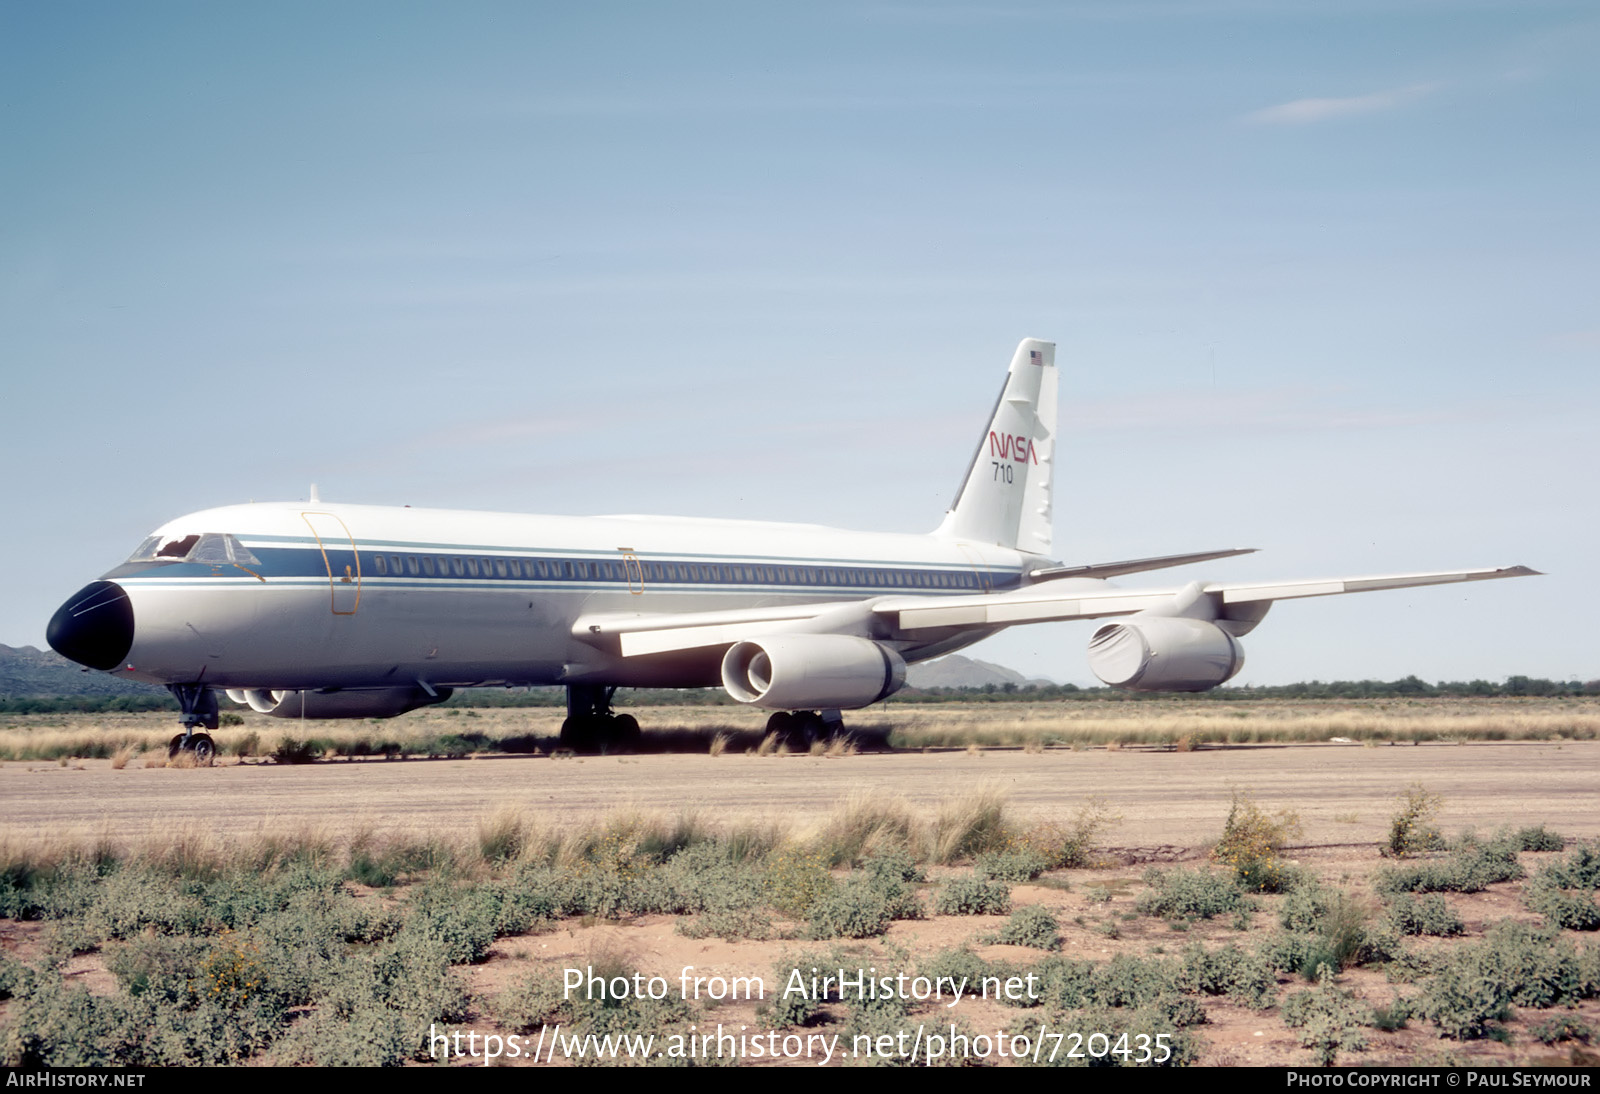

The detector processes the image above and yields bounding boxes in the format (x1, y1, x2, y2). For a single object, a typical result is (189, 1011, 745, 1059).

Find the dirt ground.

(4, 739, 1599, 1067)
(3, 739, 1597, 848)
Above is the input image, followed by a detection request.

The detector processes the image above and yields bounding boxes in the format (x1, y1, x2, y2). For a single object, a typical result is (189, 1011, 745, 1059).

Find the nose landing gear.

(166, 683, 219, 766)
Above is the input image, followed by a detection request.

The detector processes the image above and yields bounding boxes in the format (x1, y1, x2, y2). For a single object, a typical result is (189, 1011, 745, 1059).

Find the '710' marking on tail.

(988, 432, 1038, 464)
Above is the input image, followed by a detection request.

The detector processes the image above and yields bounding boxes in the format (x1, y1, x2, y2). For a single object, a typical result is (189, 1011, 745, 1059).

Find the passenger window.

(406, 556, 420, 575)
(451, 557, 464, 576)
(495, 559, 507, 578)
(465, 558, 478, 577)
(421, 557, 435, 576)
(372, 554, 387, 575)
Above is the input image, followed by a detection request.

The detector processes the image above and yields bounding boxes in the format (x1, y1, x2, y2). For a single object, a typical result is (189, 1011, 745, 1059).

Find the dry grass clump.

(812, 792, 917, 866)
(476, 807, 533, 865)
(823, 734, 857, 758)
(931, 784, 1012, 865)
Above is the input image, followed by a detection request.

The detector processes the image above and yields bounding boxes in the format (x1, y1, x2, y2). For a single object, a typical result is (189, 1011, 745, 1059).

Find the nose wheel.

(166, 683, 220, 766)
(167, 733, 217, 765)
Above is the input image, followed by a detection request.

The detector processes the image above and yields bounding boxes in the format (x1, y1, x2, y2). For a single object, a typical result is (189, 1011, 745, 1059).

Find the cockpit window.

(155, 534, 201, 559)
(127, 533, 261, 566)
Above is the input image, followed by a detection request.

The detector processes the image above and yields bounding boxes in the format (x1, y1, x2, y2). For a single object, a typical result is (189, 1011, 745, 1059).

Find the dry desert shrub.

(813, 792, 917, 866)
(476, 806, 533, 866)
(931, 784, 1012, 865)
(1386, 783, 1445, 858)
(1212, 789, 1302, 891)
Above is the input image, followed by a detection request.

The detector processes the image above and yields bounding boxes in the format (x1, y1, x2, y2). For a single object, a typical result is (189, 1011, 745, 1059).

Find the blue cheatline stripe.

(124, 542, 1021, 594)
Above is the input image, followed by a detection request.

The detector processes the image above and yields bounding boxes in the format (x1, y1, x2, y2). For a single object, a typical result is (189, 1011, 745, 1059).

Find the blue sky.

(3, 1, 1595, 685)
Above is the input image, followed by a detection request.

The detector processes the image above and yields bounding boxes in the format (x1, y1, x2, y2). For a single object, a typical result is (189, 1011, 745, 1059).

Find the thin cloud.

(1246, 82, 1440, 125)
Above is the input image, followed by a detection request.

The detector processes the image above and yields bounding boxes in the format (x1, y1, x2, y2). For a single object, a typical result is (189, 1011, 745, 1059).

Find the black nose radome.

(47, 581, 134, 671)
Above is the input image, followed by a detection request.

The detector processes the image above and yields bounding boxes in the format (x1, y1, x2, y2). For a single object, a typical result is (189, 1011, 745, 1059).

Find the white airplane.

(47, 339, 1537, 762)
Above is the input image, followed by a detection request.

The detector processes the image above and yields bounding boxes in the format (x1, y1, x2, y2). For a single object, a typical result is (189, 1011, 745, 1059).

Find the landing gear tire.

(168, 733, 216, 766)
(559, 717, 598, 753)
(611, 714, 642, 751)
(766, 711, 825, 749)
(559, 714, 641, 754)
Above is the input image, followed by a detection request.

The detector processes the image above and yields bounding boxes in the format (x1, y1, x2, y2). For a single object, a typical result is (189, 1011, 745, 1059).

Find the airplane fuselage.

(88, 501, 1043, 694)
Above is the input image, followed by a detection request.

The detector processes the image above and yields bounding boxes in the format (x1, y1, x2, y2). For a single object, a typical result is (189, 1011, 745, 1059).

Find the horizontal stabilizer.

(1030, 548, 1258, 582)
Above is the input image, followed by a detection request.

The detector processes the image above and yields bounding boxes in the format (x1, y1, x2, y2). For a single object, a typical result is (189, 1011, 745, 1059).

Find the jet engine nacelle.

(1086, 617, 1245, 692)
(721, 635, 907, 710)
(223, 686, 452, 719)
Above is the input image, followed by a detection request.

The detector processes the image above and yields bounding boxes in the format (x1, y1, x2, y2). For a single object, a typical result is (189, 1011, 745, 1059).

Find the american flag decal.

(1029, 350, 1042, 365)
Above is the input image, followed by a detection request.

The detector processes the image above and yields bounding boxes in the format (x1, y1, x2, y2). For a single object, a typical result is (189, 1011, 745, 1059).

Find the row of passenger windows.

(366, 552, 986, 590)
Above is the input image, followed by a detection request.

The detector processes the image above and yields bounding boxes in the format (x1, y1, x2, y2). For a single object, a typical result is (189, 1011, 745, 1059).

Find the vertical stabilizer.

(934, 338, 1056, 553)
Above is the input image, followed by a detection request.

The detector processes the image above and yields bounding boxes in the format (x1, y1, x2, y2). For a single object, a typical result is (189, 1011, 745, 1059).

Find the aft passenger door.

(302, 512, 361, 614)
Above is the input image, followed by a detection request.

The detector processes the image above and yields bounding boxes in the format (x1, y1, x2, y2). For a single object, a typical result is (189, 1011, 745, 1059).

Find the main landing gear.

(166, 683, 218, 765)
(764, 709, 845, 748)
(559, 684, 642, 753)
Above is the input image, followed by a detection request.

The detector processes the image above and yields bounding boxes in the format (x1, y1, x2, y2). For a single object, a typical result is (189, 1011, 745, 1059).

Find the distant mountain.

(0, 644, 168, 698)
(905, 654, 1055, 691)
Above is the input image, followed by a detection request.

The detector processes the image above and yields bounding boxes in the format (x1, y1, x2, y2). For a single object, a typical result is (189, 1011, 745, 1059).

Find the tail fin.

(934, 338, 1056, 553)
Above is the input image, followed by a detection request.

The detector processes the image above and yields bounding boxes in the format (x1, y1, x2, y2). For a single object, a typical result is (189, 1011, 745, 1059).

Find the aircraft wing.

(575, 601, 875, 657)
(875, 565, 1541, 632)
(575, 565, 1538, 657)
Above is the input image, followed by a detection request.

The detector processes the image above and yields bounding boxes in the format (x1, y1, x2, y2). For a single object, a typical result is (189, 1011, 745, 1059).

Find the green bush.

(1280, 967, 1371, 1066)
(1374, 843, 1524, 896)
(1386, 893, 1465, 937)
(1417, 920, 1593, 1040)
(808, 878, 895, 939)
(1511, 825, 1567, 852)
(1278, 884, 1330, 933)
(1524, 843, 1600, 930)
(675, 906, 776, 941)
(975, 848, 1050, 882)
(862, 847, 923, 886)
(272, 738, 318, 765)
(764, 848, 834, 919)
(934, 875, 1011, 916)
(1530, 1014, 1594, 1046)
(1135, 867, 1251, 922)
(995, 905, 1060, 950)
(1525, 882, 1600, 931)
(1176, 942, 1278, 1009)
(491, 969, 573, 1032)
